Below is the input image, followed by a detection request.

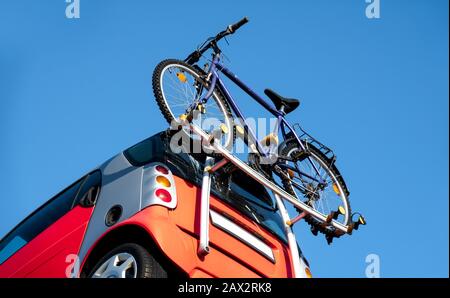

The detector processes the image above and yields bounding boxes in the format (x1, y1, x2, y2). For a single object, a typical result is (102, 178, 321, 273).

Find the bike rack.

(197, 156, 214, 256)
(177, 119, 357, 278)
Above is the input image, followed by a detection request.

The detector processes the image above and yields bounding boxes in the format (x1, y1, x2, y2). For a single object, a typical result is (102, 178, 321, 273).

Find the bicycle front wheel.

(152, 59, 234, 149)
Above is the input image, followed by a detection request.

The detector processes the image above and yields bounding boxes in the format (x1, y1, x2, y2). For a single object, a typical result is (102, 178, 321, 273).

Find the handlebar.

(228, 17, 249, 34)
(185, 17, 249, 65)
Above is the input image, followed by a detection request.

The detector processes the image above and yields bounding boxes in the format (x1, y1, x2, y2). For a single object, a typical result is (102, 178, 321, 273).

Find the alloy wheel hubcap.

(92, 253, 137, 278)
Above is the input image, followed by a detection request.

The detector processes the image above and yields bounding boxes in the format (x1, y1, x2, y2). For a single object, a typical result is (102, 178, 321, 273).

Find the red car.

(0, 130, 311, 278)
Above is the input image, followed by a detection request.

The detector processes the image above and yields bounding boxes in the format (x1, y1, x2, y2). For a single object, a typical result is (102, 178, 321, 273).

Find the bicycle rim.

(285, 147, 350, 226)
(159, 63, 233, 148)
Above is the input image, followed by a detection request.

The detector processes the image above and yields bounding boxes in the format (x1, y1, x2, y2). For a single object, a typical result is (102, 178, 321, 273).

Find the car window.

(123, 133, 166, 166)
(124, 131, 200, 179)
(0, 178, 84, 264)
(220, 171, 287, 243)
(179, 153, 288, 243)
(228, 170, 275, 209)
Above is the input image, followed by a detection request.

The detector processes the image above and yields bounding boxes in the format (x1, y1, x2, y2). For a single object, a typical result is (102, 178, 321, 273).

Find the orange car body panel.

(85, 176, 294, 278)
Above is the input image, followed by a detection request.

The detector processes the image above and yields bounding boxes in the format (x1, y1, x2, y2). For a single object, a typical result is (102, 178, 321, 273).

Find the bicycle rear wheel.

(280, 139, 351, 235)
(152, 59, 234, 150)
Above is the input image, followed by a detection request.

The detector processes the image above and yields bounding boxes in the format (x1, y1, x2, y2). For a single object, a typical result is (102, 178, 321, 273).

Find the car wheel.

(88, 243, 167, 278)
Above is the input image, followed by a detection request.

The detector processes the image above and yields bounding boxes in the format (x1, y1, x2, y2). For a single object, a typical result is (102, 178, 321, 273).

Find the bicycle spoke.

(284, 146, 349, 225)
(157, 61, 233, 149)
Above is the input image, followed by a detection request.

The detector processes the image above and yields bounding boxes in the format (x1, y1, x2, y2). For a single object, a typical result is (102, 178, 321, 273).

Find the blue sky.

(0, 0, 448, 277)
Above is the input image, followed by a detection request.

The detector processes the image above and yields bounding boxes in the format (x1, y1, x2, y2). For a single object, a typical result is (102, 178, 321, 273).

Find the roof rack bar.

(197, 156, 215, 256)
(286, 211, 308, 227)
(208, 158, 229, 173)
(273, 193, 304, 278)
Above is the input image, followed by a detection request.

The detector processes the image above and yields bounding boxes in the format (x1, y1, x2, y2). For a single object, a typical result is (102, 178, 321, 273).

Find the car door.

(0, 171, 101, 277)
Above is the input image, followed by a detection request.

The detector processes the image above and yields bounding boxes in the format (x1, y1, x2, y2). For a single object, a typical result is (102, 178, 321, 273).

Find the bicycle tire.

(279, 139, 351, 236)
(152, 59, 235, 150)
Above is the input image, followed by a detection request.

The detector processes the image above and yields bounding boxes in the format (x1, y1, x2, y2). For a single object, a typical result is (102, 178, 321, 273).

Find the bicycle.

(152, 17, 355, 239)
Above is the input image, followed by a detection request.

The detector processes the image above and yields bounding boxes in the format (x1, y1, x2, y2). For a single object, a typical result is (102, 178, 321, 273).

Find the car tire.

(87, 243, 167, 278)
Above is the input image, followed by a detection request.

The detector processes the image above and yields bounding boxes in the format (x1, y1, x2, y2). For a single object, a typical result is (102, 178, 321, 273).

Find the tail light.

(155, 188, 172, 203)
(142, 163, 177, 209)
(156, 176, 171, 188)
(155, 165, 169, 175)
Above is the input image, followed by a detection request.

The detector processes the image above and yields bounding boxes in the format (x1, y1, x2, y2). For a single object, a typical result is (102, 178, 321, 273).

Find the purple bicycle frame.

(201, 56, 324, 182)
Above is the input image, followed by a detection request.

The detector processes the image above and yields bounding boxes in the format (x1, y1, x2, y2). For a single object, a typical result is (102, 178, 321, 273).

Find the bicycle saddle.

(264, 89, 300, 114)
